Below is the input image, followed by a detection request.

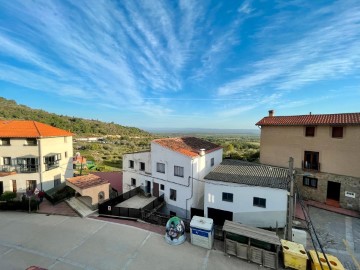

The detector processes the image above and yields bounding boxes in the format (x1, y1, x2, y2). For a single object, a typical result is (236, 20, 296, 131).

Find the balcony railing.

(45, 161, 59, 171)
(302, 160, 320, 172)
(0, 164, 39, 173)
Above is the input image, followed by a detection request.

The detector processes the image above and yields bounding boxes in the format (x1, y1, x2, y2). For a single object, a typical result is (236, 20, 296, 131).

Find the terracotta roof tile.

(153, 137, 222, 158)
(256, 113, 360, 126)
(67, 174, 109, 189)
(0, 120, 73, 138)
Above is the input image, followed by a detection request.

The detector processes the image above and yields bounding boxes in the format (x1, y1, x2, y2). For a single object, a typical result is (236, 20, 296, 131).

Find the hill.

(0, 97, 150, 137)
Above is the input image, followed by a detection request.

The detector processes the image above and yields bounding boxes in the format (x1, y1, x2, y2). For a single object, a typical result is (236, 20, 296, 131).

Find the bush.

(0, 191, 17, 202)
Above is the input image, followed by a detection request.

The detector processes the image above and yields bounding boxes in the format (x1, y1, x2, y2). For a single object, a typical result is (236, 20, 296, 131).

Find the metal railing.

(0, 164, 39, 173)
(302, 160, 320, 171)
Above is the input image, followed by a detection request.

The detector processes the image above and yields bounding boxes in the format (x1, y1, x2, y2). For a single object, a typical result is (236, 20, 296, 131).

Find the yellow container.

(281, 239, 308, 270)
(308, 250, 344, 270)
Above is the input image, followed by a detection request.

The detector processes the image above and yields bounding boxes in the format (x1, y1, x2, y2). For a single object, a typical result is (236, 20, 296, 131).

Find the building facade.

(122, 137, 223, 219)
(256, 111, 360, 211)
(204, 159, 288, 228)
(0, 120, 73, 194)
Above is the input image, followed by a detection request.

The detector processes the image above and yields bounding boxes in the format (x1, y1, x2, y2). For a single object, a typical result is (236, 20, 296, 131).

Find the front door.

(327, 181, 341, 201)
(153, 182, 159, 197)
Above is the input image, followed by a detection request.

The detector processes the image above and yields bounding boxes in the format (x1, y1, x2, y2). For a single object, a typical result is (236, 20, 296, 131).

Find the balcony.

(0, 164, 38, 174)
(45, 161, 59, 171)
(302, 160, 320, 172)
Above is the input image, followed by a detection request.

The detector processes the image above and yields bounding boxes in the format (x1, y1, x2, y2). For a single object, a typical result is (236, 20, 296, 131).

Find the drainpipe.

(37, 138, 43, 191)
(185, 159, 195, 219)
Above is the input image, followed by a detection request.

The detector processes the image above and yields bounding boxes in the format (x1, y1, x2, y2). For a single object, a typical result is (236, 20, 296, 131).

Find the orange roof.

(67, 174, 109, 189)
(0, 120, 73, 138)
(153, 137, 222, 158)
(256, 113, 360, 126)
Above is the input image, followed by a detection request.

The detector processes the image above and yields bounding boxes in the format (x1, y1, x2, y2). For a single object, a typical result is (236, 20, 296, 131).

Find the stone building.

(256, 111, 360, 211)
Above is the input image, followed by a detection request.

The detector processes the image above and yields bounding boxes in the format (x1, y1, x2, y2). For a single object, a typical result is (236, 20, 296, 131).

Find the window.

(129, 160, 134, 168)
(64, 137, 68, 143)
(140, 162, 145, 171)
(156, 162, 165, 173)
(44, 154, 61, 171)
(253, 197, 266, 208)
(17, 157, 39, 173)
(26, 138, 37, 146)
(332, 127, 343, 138)
(131, 178, 136, 186)
(303, 176, 318, 188)
(305, 126, 315, 137)
(222, 192, 233, 202)
(170, 211, 176, 217)
(174, 166, 184, 177)
(12, 180, 17, 193)
(170, 189, 177, 201)
(3, 157, 11, 165)
(54, 178, 61, 187)
(65, 151, 68, 158)
(26, 180, 37, 191)
(1, 138, 10, 146)
(160, 184, 165, 190)
(303, 151, 320, 171)
(211, 158, 215, 167)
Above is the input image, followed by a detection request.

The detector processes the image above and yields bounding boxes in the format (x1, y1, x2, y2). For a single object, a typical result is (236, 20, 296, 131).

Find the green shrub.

(0, 191, 17, 202)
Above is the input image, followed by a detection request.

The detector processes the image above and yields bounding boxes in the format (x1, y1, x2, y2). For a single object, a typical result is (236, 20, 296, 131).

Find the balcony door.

(304, 151, 319, 170)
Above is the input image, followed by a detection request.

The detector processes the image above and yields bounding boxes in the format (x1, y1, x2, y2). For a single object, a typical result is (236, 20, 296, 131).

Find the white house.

(0, 120, 74, 194)
(204, 159, 289, 228)
(123, 137, 223, 219)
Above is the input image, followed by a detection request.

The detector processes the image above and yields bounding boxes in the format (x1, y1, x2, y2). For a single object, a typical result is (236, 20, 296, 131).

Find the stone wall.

(295, 170, 360, 211)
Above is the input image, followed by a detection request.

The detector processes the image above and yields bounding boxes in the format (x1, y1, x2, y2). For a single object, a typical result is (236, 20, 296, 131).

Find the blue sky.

(0, 0, 360, 130)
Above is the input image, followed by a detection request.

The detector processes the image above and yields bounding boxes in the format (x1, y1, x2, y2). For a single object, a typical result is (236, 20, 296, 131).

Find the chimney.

(268, 110, 274, 117)
(199, 149, 206, 156)
(309, 112, 312, 115)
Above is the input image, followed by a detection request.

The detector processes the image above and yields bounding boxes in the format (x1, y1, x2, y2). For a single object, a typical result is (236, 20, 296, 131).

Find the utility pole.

(287, 157, 294, 241)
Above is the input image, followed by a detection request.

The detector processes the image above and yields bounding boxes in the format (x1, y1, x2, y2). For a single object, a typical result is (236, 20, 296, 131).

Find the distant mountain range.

(0, 97, 150, 137)
(145, 127, 260, 135)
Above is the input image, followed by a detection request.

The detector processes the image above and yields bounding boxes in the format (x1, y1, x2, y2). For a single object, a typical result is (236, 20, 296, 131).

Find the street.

(308, 207, 360, 270)
(0, 212, 264, 270)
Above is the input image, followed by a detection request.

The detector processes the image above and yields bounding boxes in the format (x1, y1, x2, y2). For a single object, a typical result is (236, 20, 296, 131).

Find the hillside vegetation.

(0, 97, 150, 137)
(0, 97, 259, 171)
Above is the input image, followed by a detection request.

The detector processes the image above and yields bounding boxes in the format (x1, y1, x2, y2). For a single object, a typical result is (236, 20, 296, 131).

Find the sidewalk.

(37, 198, 79, 217)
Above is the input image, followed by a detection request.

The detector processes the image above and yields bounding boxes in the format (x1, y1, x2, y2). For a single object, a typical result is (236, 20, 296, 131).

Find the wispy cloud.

(216, 0, 360, 100)
(0, 0, 203, 116)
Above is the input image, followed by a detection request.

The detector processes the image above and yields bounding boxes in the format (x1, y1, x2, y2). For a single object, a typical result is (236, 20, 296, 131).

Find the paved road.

(0, 212, 266, 270)
(308, 207, 360, 270)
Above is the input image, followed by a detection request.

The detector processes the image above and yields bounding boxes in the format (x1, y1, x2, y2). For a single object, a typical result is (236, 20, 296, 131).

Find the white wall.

(122, 151, 151, 192)
(204, 180, 287, 228)
(151, 142, 223, 218)
(0, 136, 73, 193)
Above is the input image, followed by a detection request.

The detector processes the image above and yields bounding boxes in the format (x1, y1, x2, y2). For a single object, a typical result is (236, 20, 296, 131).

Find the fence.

(98, 187, 141, 217)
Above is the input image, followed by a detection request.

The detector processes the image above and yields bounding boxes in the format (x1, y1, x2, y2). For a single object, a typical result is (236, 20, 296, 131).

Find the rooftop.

(204, 159, 289, 190)
(256, 112, 360, 126)
(66, 174, 109, 189)
(0, 120, 73, 138)
(153, 137, 222, 158)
